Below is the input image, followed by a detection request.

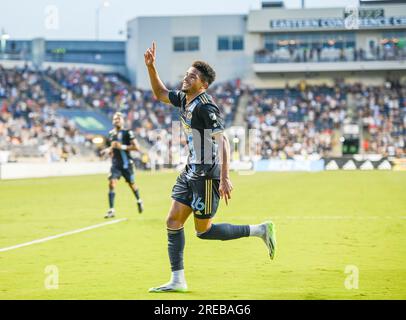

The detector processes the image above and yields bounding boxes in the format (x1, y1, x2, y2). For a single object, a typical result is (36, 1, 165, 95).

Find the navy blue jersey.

(107, 129, 135, 169)
(168, 90, 225, 179)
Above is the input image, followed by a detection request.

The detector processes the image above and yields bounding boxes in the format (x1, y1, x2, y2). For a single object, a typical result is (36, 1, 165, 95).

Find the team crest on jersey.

(181, 120, 192, 134)
(209, 113, 217, 121)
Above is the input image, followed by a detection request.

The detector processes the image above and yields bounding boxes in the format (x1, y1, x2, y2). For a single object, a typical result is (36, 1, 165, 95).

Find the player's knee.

(166, 216, 183, 229)
(109, 181, 116, 190)
(195, 225, 212, 239)
(196, 231, 204, 239)
(196, 229, 210, 239)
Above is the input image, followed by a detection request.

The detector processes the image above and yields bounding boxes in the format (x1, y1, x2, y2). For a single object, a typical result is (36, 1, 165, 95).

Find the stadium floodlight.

(95, 1, 111, 41)
(92, 136, 104, 145)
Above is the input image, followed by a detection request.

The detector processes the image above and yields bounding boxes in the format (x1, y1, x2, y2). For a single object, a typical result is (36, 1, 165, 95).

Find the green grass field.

(0, 171, 405, 300)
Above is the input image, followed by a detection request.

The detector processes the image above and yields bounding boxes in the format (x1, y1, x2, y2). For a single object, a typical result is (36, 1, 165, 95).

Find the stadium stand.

(254, 38, 406, 64)
(0, 65, 90, 162)
(0, 65, 243, 164)
(245, 80, 405, 159)
(1, 65, 405, 164)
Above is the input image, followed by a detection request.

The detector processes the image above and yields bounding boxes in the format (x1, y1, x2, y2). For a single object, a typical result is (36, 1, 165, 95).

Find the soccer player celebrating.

(102, 112, 144, 218)
(144, 42, 276, 292)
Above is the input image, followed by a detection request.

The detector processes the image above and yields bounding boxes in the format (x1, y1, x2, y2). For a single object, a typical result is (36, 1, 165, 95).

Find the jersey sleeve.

(168, 90, 185, 108)
(125, 130, 136, 147)
(128, 130, 135, 141)
(198, 103, 225, 136)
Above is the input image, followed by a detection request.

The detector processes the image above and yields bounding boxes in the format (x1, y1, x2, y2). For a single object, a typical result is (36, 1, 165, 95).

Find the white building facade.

(126, 15, 249, 89)
(126, 3, 406, 89)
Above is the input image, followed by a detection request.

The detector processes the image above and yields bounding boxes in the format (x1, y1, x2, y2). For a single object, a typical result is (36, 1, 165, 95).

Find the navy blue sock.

(108, 191, 115, 209)
(197, 223, 250, 241)
(168, 227, 185, 272)
(133, 188, 140, 200)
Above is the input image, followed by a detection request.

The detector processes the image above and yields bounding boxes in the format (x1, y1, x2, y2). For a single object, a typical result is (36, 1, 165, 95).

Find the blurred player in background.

(101, 112, 144, 218)
(144, 41, 276, 293)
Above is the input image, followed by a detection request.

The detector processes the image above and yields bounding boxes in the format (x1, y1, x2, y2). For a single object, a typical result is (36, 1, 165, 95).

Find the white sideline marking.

(0, 218, 127, 253)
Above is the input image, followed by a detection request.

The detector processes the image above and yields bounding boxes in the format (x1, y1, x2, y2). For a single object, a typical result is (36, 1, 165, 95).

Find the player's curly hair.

(113, 112, 124, 118)
(192, 61, 216, 87)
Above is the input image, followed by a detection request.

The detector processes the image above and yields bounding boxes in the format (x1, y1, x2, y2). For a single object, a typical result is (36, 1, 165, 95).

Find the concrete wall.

(0, 161, 111, 180)
(253, 60, 406, 73)
(247, 5, 406, 33)
(126, 5, 406, 89)
(126, 15, 249, 89)
(248, 7, 343, 33)
(0, 59, 126, 74)
(246, 70, 406, 88)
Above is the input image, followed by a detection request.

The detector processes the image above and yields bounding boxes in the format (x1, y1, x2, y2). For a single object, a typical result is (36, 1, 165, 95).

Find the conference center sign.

(270, 16, 406, 30)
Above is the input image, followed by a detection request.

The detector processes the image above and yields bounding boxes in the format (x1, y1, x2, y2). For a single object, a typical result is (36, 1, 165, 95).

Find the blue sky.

(0, 0, 360, 40)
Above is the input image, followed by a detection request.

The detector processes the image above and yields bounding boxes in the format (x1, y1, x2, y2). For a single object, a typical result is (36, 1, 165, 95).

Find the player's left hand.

(111, 141, 122, 149)
(100, 147, 112, 157)
(219, 177, 233, 205)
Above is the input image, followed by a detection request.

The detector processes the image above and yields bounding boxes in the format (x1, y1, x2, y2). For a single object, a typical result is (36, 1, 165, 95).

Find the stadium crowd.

(245, 80, 405, 159)
(353, 82, 405, 157)
(0, 65, 89, 162)
(45, 67, 242, 166)
(46, 67, 240, 126)
(255, 42, 406, 63)
(0, 65, 242, 163)
(0, 65, 405, 164)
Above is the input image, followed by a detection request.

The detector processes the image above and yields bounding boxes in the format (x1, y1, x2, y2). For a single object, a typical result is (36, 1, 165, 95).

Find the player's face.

(112, 115, 124, 129)
(181, 67, 206, 94)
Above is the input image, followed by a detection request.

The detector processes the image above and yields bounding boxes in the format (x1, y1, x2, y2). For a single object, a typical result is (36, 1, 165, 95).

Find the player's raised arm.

(144, 41, 170, 104)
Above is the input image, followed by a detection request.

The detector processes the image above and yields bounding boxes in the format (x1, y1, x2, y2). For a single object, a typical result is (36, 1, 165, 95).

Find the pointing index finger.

(152, 41, 156, 55)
